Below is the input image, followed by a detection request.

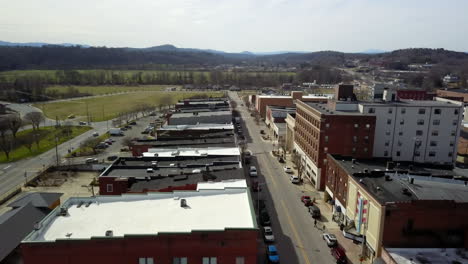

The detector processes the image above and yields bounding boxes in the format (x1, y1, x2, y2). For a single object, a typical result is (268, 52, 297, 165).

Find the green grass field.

(46, 85, 178, 96)
(35, 91, 224, 122)
(0, 126, 92, 163)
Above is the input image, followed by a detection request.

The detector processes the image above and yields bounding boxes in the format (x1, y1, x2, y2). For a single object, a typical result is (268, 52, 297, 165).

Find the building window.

(430, 141, 437, 147)
(364, 148, 368, 152)
(325, 123, 330, 128)
(352, 147, 356, 154)
(418, 108, 426, 114)
(434, 109, 441, 115)
(387, 119, 392, 125)
(388, 108, 393, 114)
(398, 141, 402, 146)
(366, 124, 370, 129)
(396, 151, 401, 157)
(417, 119, 424, 125)
(384, 151, 388, 157)
(433, 119, 440, 125)
(453, 120, 458, 126)
(354, 123, 359, 128)
(368, 108, 375, 113)
(455, 109, 459, 115)
(401, 108, 406, 114)
(450, 141, 454, 147)
(106, 184, 113, 193)
(400, 119, 404, 125)
(449, 152, 453, 157)
(385, 141, 390, 147)
(432, 130, 438, 136)
(451, 130, 456, 136)
(364, 136, 369, 143)
(325, 136, 329, 143)
(416, 130, 423, 136)
(173, 257, 188, 264)
(139, 258, 154, 264)
(202, 257, 217, 264)
(236, 257, 245, 264)
(398, 131, 403, 136)
(414, 151, 420, 157)
(324, 147, 328, 153)
(386, 131, 391, 136)
(353, 136, 358, 143)
(429, 151, 436, 157)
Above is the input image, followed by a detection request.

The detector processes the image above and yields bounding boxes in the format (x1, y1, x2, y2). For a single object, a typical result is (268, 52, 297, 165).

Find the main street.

(229, 92, 335, 264)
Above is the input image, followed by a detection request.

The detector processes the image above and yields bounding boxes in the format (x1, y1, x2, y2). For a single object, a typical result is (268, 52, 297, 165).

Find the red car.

(301, 196, 312, 206)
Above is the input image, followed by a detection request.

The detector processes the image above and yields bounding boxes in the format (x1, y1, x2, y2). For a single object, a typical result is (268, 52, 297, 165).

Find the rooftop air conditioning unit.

(105, 230, 113, 237)
(180, 199, 187, 208)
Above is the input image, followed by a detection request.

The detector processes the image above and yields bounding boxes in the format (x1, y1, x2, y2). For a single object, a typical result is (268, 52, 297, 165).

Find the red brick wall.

(396, 90, 429, 100)
(22, 230, 258, 264)
(99, 177, 129, 195)
(256, 97, 295, 118)
(383, 200, 468, 248)
(130, 145, 150, 156)
(437, 89, 468, 102)
(325, 155, 349, 206)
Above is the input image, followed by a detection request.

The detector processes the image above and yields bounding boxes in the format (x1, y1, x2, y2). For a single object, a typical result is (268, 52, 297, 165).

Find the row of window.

(139, 257, 245, 264)
(368, 107, 460, 115)
(383, 130, 457, 137)
(384, 140, 454, 147)
(386, 119, 458, 126)
(383, 151, 453, 158)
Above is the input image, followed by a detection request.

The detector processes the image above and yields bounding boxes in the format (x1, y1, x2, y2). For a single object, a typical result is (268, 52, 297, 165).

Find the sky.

(1, 0, 468, 53)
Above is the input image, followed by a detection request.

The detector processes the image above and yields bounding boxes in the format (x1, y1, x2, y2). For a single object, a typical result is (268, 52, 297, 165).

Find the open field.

(46, 85, 178, 96)
(0, 126, 92, 163)
(35, 91, 225, 122)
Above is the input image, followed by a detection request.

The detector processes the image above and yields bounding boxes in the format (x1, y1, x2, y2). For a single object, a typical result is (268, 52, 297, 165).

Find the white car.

(263, 226, 275, 242)
(284, 167, 293, 174)
(249, 166, 258, 177)
(290, 175, 300, 184)
(85, 158, 98, 164)
(322, 233, 338, 247)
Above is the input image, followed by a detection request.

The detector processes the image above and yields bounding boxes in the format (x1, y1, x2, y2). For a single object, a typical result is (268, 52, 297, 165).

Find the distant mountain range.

(0, 40, 390, 55)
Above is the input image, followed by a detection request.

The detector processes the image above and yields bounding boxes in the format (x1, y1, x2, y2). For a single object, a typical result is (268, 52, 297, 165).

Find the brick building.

(22, 185, 258, 264)
(99, 148, 242, 195)
(255, 91, 331, 118)
(294, 100, 376, 190)
(325, 155, 468, 262)
(437, 88, 468, 102)
(396, 90, 435, 100)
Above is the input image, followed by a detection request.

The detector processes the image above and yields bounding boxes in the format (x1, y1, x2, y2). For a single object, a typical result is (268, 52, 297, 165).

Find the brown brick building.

(294, 100, 375, 190)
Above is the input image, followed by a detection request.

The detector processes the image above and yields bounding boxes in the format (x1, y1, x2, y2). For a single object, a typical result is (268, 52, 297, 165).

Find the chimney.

(180, 199, 187, 208)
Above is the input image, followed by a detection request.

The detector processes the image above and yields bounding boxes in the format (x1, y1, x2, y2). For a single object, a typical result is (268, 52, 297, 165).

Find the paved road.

(229, 92, 335, 264)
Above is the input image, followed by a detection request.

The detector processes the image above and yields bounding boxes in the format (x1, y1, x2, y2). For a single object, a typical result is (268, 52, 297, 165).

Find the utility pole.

(55, 136, 59, 166)
(86, 101, 90, 124)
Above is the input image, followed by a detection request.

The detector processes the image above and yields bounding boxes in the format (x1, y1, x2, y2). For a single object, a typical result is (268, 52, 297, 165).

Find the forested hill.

(1, 45, 468, 71)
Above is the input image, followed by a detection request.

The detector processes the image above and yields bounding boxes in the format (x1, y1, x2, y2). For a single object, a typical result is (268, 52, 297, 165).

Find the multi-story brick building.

(294, 100, 376, 190)
(325, 155, 468, 262)
(22, 184, 258, 264)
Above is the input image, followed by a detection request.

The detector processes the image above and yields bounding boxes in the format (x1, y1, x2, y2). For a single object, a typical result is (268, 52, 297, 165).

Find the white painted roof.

(258, 95, 291, 99)
(160, 124, 234, 131)
(143, 147, 240, 157)
(197, 179, 247, 190)
(26, 188, 255, 242)
(303, 94, 334, 99)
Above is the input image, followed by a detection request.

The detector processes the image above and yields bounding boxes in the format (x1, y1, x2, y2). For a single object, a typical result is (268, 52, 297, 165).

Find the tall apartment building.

(293, 85, 463, 190)
(294, 100, 376, 190)
(361, 90, 463, 165)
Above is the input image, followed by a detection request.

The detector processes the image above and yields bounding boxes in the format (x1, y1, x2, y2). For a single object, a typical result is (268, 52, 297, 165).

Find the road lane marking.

(281, 200, 312, 264)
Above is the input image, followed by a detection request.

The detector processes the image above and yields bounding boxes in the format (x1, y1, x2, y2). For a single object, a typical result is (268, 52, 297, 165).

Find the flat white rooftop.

(143, 147, 240, 157)
(160, 124, 234, 131)
(197, 179, 247, 190)
(25, 188, 255, 242)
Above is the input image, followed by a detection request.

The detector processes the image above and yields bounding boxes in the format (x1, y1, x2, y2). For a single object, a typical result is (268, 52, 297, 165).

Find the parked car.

(105, 139, 113, 145)
(79, 121, 87, 125)
(120, 127, 128, 131)
(263, 226, 275, 242)
(260, 130, 265, 134)
(129, 121, 137, 125)
(258, 199, 266, 210)
(290, 175, 300, 184)
(92, 132, 99, 137)
(85, 158, 98, 164)
(251, 181, 261, 192)
(141, 130, 150, 134)
(96, 142, 108, 149)
(284, 167, 293, 174)
(323, 233, 338, 248)
(278, 157, 285, 163)
(107, 155, 118, 161)
(249, 166, 258, 177)
(301, 196, 312, 206)
(331, 246, 347, 264)
(67, 114, 75, 119)
(260, 210, 271, 226)
(266, 245, 280, 263)
(125, 125, 132, 129)
(308, 205, 321, 219)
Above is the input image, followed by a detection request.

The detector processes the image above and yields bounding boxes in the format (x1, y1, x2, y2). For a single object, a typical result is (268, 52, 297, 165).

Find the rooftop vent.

(34, 222, 42, 230)
(58, 206, 68, 216)
(105, 230, 113, 237)
(180, 199, 187, 208)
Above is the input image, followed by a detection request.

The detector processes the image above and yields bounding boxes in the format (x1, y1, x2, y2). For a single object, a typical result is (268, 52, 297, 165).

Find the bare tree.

(292, 152, 305, 182)
(19, 136, 34, 153)
(230, 100, 237, 109)
(7, 114, 22, 138)
(0, 134, 13, 160)
(81, 137, 101, 155)
(0, 117, 9, 142)
(122, 136, 133, 148)
(24, 112, 44, 131)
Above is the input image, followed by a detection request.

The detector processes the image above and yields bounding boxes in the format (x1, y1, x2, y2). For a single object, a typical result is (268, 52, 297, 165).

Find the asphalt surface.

(229, 92, 335, 264)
